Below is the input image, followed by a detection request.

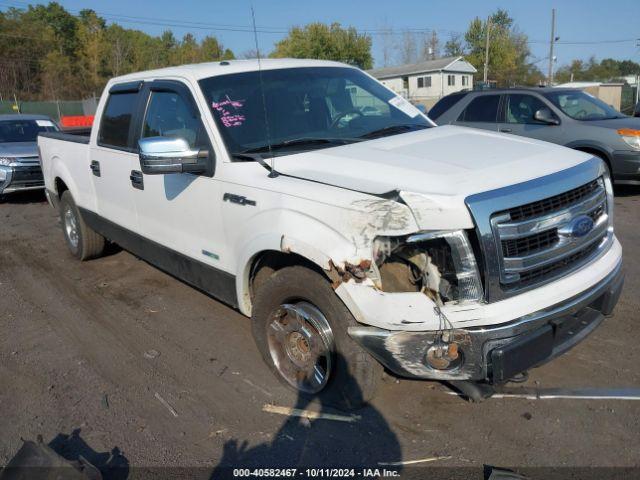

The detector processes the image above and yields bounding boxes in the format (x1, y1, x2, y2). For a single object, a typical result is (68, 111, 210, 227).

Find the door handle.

(90, 160, 101, 177)
(130, 170, 144, 190)
(499, 128, 512, 133)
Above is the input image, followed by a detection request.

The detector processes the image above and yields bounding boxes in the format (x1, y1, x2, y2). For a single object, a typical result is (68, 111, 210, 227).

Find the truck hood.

(273, 125, 593, 230)
(274, 125, 590, 197)
(0, 142, 39, 158)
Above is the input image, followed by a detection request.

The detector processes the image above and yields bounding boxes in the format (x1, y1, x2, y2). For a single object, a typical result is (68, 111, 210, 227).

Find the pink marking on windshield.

(212, 95, 246, 127)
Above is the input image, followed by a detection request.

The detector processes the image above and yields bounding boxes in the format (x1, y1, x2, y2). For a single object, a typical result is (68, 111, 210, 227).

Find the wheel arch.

(54, 176, 69, 198)
(567, 142, 614, 173)
(235, 229, 360, 317)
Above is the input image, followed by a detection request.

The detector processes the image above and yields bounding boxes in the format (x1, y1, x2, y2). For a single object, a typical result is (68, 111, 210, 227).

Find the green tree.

(77, 9, 105, 96)
(103, 24, 133, 76)
(0, 6, 60, 99)
(0, 1, 232, 100)
(443, 34, 464, 57)
(24, 2, 79, 57)
(271, 22, 372, 69)
(555, 57, 640, 83)
(461, 9, 542, 86)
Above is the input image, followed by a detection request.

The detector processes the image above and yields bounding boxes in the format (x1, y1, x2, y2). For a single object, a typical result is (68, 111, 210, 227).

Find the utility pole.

(547, 8, 557, 86)
(636, 40, 640, 106)
(483, 16, 491, 84)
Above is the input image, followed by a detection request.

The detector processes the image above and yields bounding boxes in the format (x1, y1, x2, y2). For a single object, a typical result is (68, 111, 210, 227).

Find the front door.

(497, 93, 564, 143)
(131, 81, 228, 274)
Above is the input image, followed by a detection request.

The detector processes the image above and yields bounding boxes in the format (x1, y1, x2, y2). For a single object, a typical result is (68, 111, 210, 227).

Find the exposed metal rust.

(327, 259, 372, 288)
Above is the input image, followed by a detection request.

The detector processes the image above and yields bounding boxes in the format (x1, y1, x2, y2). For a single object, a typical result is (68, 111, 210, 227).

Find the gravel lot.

(1, 188, 639, 478)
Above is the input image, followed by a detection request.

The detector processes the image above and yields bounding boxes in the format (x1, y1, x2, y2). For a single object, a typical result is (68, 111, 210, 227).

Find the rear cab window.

(458, 95, 501, 123)
(97, 90, 139, 150)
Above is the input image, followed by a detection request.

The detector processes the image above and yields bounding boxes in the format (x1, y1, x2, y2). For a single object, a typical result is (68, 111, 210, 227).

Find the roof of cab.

(110, 58, 355, 84)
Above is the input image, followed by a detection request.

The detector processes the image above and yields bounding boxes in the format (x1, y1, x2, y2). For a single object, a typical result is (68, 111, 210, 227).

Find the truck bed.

(39, 130, 90, 144)
(38, 130, 97, 213)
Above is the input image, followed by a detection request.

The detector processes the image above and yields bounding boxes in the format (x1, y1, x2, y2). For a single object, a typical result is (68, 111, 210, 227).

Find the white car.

(38, 59, 623, 407)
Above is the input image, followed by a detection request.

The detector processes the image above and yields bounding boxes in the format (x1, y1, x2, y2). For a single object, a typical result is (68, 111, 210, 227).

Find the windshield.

(0, 119, 58, 143)
(199, 67, 431, 157)
(544, 90, 624, 121)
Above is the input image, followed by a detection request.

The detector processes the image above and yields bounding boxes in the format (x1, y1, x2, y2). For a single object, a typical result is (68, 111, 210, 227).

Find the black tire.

(251, 266, 382, 409)
(59, 191, 105, 260)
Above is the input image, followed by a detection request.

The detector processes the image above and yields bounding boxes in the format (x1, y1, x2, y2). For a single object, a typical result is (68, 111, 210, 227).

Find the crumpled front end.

(334, 156, 623, 382)
(347, 259, 623, 382)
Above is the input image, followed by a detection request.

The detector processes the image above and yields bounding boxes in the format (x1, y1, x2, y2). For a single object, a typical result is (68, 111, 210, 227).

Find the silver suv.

(0, 114, 59, 198)
(430, 88, 640, 186)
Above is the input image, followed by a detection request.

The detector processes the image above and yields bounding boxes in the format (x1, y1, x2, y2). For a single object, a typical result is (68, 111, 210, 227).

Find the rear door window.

(459, 95, 500, 123)
(428, 94, 466, 121)
(98, 92, 138, 149)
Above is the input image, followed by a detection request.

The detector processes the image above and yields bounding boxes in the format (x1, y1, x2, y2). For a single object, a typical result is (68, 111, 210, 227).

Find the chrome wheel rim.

(267, 302, 334, 394)
(64, 206, 79, 249)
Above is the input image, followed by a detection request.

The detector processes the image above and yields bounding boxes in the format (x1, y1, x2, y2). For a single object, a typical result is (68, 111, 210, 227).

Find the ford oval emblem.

(568, 215, 594, 238)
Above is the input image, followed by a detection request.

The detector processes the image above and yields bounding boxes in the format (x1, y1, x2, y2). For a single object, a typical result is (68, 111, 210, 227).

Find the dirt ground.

(1, 188, 639, 479)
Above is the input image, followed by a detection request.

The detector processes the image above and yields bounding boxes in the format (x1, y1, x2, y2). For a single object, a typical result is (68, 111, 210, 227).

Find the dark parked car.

(0, 114, 58, 198)
(430, 88, 640, 185)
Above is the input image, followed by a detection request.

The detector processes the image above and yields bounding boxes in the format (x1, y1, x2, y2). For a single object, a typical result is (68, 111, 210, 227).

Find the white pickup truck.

(39, 59, 623, 407)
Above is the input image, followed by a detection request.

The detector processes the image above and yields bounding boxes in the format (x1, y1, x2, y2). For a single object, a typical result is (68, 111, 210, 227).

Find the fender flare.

(51, 157, 79, 199)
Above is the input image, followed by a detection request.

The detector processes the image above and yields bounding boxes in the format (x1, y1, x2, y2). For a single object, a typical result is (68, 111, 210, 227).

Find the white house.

(367, 56, 477, 107)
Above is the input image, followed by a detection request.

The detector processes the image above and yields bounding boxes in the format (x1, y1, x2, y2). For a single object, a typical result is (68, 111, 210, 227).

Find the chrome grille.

(516, 241, 600, 286)
(465, 157, 613, 302)
(506, 179, 599, 221)
(15, 156, 40, 165)
(492, 177, 609, 291)
(501, 228, 558, 257)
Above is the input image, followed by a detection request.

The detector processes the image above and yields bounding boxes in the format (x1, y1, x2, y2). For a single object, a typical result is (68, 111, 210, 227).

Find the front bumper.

(0, 165, 44, 194)
(612, 150, 640, 185)
(348, 259, 624, 383)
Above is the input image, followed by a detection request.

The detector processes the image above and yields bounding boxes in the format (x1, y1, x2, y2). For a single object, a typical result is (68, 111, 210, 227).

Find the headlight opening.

(373, 230, 483, 304)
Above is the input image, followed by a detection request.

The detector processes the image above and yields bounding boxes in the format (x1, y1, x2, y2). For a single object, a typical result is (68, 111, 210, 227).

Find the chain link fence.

(0, 98, 98, 122)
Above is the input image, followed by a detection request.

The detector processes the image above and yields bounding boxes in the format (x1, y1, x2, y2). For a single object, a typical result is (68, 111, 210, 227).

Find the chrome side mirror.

(138, 136, 208, 175)
(533, 107, 560, 125)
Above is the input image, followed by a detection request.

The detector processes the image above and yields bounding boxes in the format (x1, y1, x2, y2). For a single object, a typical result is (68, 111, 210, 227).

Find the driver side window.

(506, 94, 553, 125)
(142, 91, 208, 149)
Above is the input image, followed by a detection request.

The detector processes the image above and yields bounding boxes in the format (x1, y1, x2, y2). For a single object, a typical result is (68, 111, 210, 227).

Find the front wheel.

(59, 191, 105, 260)
(251, 266, 382, 409)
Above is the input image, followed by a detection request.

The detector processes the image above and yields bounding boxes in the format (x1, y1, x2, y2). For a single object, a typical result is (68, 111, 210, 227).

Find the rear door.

(498, 93, 564, 142)
(90, 82, 144, 231)
(454, 94, 502, 132)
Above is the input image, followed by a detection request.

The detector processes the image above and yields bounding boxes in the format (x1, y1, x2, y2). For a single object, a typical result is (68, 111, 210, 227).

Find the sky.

(3, 0, 640, 68)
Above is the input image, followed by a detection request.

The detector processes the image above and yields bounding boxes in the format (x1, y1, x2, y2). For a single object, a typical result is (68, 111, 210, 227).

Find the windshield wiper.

(230, 151, 278, 176)
(359, 124, 429, 139)
(241, 137, 361, 154)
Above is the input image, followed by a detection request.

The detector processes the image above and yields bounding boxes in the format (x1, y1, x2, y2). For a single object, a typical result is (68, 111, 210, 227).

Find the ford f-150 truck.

(38, 59, 623, 407)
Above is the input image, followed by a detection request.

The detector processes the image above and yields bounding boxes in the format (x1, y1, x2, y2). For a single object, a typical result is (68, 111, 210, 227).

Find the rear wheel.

(251, 266, 382, 409)
(59, 191, 105, 260)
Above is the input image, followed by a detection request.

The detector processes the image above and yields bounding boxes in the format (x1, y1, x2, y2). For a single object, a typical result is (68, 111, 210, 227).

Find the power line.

(0, 1, 638, 45)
